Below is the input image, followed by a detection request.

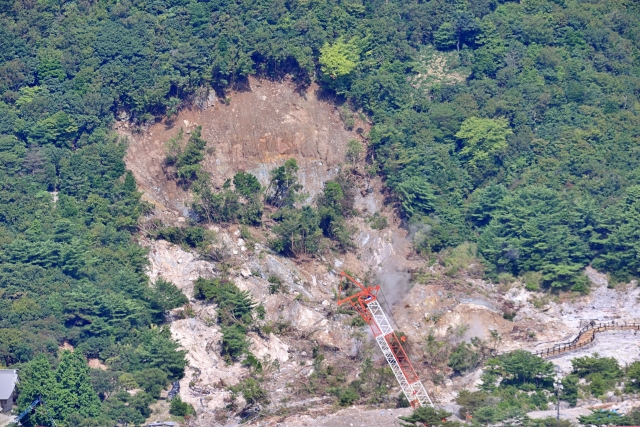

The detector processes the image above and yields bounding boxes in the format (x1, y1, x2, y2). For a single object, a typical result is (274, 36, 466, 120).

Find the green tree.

(319, 37, 361, 79)
(266, 159, 302, 208)
(434, 23, 457, 50)
(54, 350, 101, 421)
(17, 352, 101, 425)
(456, 117, 512, 168)
(15, 355, 56, 427)
(482, 350, 554, 389)
(399, 406, 454, 427)
(478, 187, 591, 290)
(270, 206, 322, 256)
(571, 355, 622, 380)
(396, 176, 437, 217)
(193, 277, 255, 325)
(627, 361, 640, 392)
(467, 185, 507, 227)
(221, 324, 250, 362)
(233, 171, 261, 198)
(133, 368, 170, 399)
(175, 126, 207, 184)
(561, 374, 579, 407)
(29, 112, 78, 148)
(346, 139, 364, 164)
(117, 328, 187, 380)
(149, 277, 188, 312)
(169, 396, 195, 417)
(578, 410, 631, 427)
(448, 343, 480, 374)
(592, 186, 640, 282)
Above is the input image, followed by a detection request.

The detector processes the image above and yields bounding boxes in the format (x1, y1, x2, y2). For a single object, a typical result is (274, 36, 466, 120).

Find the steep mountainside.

(128, 80, 640, 427)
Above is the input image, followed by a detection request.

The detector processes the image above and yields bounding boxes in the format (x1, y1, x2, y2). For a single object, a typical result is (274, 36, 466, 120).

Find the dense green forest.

(2, 0, 640, 424)
(3, 0, 637, 292)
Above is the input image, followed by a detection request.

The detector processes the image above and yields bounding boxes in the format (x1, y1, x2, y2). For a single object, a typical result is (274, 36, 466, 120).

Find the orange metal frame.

(337, 271, 380, 323)
(337, 271, 425, 408)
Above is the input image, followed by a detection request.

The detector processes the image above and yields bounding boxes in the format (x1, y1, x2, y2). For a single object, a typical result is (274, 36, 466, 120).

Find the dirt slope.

(122, 78, 640, 426)
(122, 77, 364, 216)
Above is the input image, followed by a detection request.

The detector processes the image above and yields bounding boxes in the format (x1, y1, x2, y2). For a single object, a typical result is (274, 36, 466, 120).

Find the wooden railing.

(533, 320, 640, 358)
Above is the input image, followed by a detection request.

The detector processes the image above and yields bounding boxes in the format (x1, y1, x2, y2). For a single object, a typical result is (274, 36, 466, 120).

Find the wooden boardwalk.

(534, 321, 640, 359)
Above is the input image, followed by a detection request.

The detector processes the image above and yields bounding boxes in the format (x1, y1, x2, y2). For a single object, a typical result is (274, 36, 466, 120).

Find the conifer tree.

(53, 350, 101, 421)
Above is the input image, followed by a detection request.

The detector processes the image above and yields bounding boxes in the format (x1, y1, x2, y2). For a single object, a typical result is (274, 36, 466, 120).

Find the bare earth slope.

(123, 77, 362, 215)
(123, 79, 640, 427)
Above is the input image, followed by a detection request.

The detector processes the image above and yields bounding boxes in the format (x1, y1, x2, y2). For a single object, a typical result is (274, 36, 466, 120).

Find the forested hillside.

(1, 0, 640, 424)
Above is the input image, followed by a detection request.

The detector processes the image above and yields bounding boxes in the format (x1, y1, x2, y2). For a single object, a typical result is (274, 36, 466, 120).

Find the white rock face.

(248, 332, 289, 363)
(146, 239, 214, 297)
(170, 312, 242, 412)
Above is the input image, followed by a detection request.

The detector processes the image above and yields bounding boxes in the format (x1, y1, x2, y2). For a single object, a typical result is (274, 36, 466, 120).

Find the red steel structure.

(337, 272, 433, 409)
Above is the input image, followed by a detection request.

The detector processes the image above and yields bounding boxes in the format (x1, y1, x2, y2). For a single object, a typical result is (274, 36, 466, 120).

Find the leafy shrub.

(338, 387, 359, 406)
(396, 392, 410, 408)
(255, 304, 266, 320)
(456, 390, 489, 419)
(149, 226, 210, 248)
(482, 350, 554, 390)
(626, 361, 640, 392)
(241, 352, 263, 372)
(398, 406, 453, 427)
(169, 396, 195, 417)
(260, 320, 292, 336)
(448, 342, 480, 374)
(350, 316, 366, 327)
(267, 275, 282, 294)
(368, 212, 389, 230)
(526, 418, 573, 427)
(571, 355, 623, 380)
(221, 324, 249, 362)
(149, 278, 188, 312)
(628, 407, 640, 425)
(193, 277, 255, 325)
(503, 311, 516, 321)
(230, 377, 269, 405)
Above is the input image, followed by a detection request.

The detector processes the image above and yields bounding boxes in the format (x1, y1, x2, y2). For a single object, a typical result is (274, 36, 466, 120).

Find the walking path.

(534, 321, 640, 358)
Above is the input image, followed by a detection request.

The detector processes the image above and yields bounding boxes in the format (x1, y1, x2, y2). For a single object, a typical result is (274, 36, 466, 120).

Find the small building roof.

(0, 370, 18, 400)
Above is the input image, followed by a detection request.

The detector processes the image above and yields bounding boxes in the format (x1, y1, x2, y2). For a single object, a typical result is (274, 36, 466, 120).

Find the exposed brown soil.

(122, 76, 366, 219)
